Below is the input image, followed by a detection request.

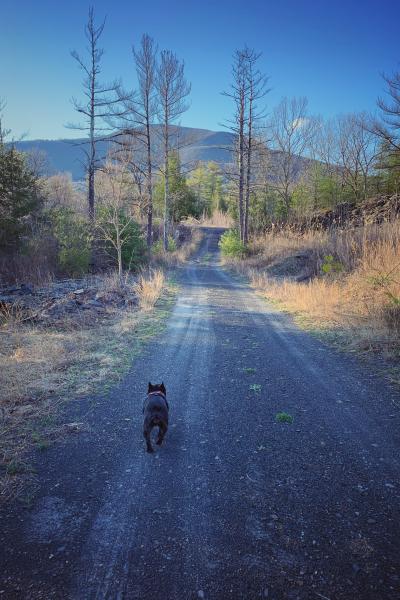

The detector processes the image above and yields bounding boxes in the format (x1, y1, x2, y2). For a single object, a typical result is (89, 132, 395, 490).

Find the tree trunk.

(163, 119, 169, 251)
(88, 35, 96, 222)
(238, 94, 245, 243)
(116, 227, 123, 282)
(146, 116, 153, 249)
(244, 95, 253, 245)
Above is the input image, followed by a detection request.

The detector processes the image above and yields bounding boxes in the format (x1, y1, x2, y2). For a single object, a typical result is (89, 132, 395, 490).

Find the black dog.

(143, 382, 169, 453)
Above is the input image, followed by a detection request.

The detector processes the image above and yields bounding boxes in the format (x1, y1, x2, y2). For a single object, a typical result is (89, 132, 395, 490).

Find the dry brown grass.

(192, 210, 234, 228)
(134, 269, 165, 310)
(0, 272, 175, 504)
(246, 221, 400, 274)
(152, 228, 204, 267)
(233, 221, 400, 352)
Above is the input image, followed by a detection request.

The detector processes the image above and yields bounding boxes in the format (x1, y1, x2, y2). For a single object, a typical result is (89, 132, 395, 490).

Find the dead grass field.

(0, 272, 175, 504)
(182, 210, 234, 229)
(228, 221, 400, 355)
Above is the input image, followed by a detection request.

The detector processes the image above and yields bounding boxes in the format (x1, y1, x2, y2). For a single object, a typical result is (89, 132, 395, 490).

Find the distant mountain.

(13, 125, 314, 185)
(13, 126, 235, 181)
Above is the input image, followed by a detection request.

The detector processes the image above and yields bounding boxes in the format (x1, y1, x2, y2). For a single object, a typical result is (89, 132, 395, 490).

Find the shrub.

(321, 254, 344, 275)
(219, 229, 246, 258)
(96, 207, 146, 271)
(50, 207, 92, 276)
(152, 235, 177, 253)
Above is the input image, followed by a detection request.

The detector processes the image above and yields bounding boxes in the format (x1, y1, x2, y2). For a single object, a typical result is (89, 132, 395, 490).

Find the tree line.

(1, 5, 400, 282)
(223, 50, 400, 245)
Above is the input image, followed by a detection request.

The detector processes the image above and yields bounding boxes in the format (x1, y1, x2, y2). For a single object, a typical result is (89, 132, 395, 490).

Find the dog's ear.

(148, 382, 153, 392)
(160, 382, 166, 394)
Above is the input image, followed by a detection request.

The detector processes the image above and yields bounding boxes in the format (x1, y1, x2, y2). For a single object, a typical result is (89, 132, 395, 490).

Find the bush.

(321, 254, 343, 275)
(50, 207, 92, 276)
(218, 229, 246, 258)
(152, 235, 177, 253)
(96, 207, 146, 271)
(119, 219, 146, 269)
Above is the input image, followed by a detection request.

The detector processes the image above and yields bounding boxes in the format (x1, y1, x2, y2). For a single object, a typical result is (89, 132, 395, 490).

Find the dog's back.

(143, 395, 169, 426)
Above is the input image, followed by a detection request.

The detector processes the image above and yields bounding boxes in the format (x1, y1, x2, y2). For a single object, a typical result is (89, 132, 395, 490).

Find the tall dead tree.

(133, 35, 158, 248)
(243, 50, 269, 244)
(155, 50, 191, 250)
(223, 50, 248, 242)
(69, 6, 121, 221)
(113, 35, 159, 248)
(223, 48, 268, 244)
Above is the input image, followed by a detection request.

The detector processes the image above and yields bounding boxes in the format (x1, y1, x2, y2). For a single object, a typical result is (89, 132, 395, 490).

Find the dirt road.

(1, 228, 400, 599)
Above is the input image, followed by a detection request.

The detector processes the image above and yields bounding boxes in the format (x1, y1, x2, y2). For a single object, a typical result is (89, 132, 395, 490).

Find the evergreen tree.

(0, 146, 42, 248)
(154, 152, 197, 222)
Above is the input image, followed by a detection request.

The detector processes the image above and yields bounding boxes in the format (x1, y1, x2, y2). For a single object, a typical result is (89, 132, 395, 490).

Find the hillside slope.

(13, 126, 235, 180)
(13, 125, 311, 182)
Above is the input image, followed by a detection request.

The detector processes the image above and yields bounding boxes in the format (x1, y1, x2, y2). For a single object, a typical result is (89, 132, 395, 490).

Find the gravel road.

(1, 227, 400, 599)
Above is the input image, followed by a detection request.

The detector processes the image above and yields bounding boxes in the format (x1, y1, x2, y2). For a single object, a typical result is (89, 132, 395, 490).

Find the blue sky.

(1, 0, 399, 140)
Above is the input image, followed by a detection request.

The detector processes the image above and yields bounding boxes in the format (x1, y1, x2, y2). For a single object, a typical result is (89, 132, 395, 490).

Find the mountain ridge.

(12, 126, 235, 180)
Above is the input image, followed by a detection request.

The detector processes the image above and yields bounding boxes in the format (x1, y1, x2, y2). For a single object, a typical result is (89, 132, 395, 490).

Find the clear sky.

(1, 0, 399, 140)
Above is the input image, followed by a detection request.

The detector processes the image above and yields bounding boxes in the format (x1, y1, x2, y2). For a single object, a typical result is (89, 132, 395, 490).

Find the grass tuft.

(275, 412, 294, 424)
(134, 269, 165, 310)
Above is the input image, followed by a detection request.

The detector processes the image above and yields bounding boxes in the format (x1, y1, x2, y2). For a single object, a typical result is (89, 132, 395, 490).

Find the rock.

(82, 299, 105, 311)
(64, 422, 85, 432)
(73, 289, 85, 295)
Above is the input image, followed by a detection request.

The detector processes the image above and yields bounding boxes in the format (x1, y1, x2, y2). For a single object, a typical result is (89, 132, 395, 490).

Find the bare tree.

(223, 48, 269, 243)
(43, 173, 84, 212)
(223, 50, 248, 242)
(313, 114, 378, 202)
(336, 113, 378, 200)
(95, 155, 140, 280)
(69, 6, 122, 221)
(155, 50, 191, 250)
(243, 50, 269, 244)
(268, 97, 316, 216)
(133, 35, 158, 248)
(111, 35, 159, 248)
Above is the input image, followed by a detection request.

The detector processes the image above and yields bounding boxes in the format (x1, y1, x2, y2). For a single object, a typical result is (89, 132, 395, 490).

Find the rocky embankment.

(307, 194, 400, 229)
(0, 278, 137, 326)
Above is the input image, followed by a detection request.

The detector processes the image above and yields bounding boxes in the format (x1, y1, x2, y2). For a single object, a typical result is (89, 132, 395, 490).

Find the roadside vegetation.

(226, 220, 400, 354)
(217, 54, 400, 360)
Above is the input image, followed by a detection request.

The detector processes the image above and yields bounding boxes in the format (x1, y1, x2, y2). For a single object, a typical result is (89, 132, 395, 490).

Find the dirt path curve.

(1, 227, 400, 600)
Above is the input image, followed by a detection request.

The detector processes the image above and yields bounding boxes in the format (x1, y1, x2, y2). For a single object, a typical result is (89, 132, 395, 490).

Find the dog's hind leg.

(143, 424, 154, 453)
(156, 422, 167, 446)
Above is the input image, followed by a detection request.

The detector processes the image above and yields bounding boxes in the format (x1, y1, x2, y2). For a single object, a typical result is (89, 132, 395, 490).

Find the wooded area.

(1, 7, 399, 284)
